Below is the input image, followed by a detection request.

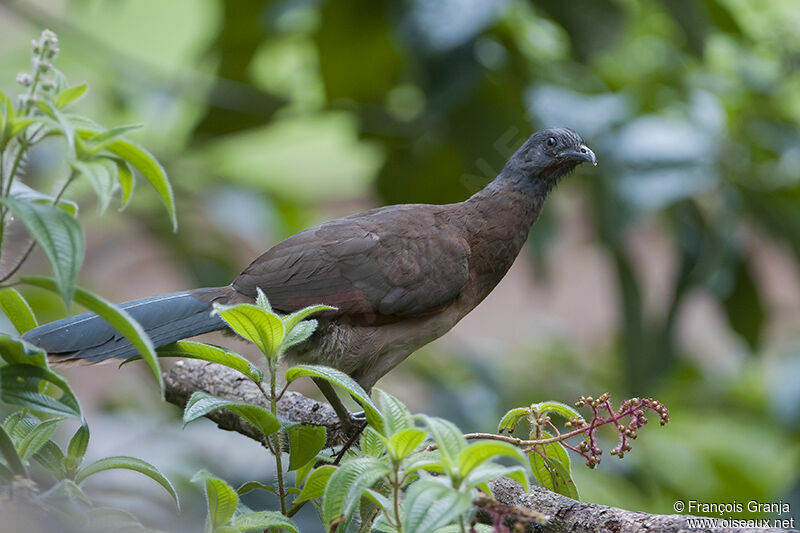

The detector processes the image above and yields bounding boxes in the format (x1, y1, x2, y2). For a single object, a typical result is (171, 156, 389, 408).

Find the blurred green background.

(1, 0, 799, 530)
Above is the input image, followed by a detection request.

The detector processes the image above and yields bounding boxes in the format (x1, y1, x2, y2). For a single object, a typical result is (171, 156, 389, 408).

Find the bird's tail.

(22, 288, 230, 364)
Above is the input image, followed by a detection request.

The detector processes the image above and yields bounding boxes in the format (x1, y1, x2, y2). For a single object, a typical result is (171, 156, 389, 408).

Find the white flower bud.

(16, 72, 33, 86)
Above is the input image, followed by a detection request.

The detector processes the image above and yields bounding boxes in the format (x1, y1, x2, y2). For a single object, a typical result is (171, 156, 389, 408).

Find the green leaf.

(375, 388, 413, 437)
(54, 84, 88, 109)
(497, 407, 529, 434)
(183, 392, 280, 437)
(281, 320, 318, 350)
(322, 457, 389, 528)
(419, 416, 466, 477)
(0, 198, 83, 305)
(285, 365, 382, 432)
(287, 424, 326, 471)
(77, 130, 176, 230)
(9, 117, 39, 137)
(282, 304, 336, 333)
(75, 456, 179, 509)
(254, 288, 271, 312)
(70, 159, 116, 214)
(195, 474, 238, 533)
(36, 99, 75, 156)
(212, 302, 285, 359)
(116, 160, 134, 210)
(0, 288, 38, 334)
(388, 428, 426, 461)
(0, 425, 26, 476)
(66, 424, 90, 468)
(22, 276, 163, 393)
(529, 432, 578, 500)
(232, 511, 299, 532)
(236, 481, 276, 496)
(457, 440, 527, 478)
(361, 426, 387, 458)
(402, 450, 445, 475)
(533, 401, 583, 422)
(123, 341, 263, 383)
(402, 480, 472, 533)
(85, 125, 142, 153)
(295, 464, 336, 503)
(18, 417, 61, 460)
(31, 439, 66, 479)
(0, 334, 48, 367)
(462, 463, 529, 492)
(10, 180, 78, 218)
(0, 364, 81, 418)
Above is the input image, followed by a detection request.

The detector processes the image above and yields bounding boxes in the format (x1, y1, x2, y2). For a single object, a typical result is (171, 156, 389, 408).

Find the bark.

(163, 360, 796, 533)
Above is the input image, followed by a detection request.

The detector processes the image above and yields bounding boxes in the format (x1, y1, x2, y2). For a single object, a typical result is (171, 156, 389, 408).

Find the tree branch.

(162, 360, 793, 533)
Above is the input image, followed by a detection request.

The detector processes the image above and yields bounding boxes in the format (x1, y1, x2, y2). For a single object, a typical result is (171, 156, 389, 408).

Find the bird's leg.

(312, 377, 361, 435)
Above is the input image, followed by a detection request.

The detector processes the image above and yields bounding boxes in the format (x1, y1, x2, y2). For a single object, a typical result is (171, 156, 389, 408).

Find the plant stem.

(268, 358, 287, 515)
(392, 469, 403, 533)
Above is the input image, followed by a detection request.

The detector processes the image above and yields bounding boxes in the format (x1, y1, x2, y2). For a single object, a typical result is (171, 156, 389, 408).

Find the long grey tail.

(22, 289, 228, 363)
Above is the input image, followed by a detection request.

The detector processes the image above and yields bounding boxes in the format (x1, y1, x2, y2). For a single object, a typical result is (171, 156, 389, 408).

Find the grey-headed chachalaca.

(24, 128, 596, 427)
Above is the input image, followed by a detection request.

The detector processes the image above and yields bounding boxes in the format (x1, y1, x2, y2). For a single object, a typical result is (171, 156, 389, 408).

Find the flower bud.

(16, 72, 33, 86)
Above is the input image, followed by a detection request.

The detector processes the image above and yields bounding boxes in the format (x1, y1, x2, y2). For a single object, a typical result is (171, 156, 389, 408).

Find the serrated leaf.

(361, 426, 387, 458)
(36, 99, 75, 156)
(77, 130, 176, 230)
(287, 424, 326, 471)
(285, 364, 382, 432)
(0, 198, 83, 306)
(10, 180, 78, 217)
(212, 302, 285, 359)
(463, 463, 529, 492)
(282, 320, 317, 350)
(18, 417, 61, 460)
(66, 424, 90, 467)
(197, 475, 238, 532)
(529, 432, 578, 500)
(70, 159, 115, 214)
(375, 388, 413, 437)
(0, 363, 81, 418)
(75, 456, 179, 509)
(323, 457, 389, 528)
(232, 511, 299, 532)
(32, 439, 66, 479)
(295, 464, 336, 503)
(402, 480, 472, 533)
(22, 276, 162, 393)
(533, 401, 583, 422)
(116, 160, 135, 210)
(282, 304, 335, 333)
(0, 334, 47, 367)
(497, 407, 529, 434)
(255, 287, 271, 312)
(0, 425, 26, 476)
(85, 125, 142, 153)
(122, 340, 263, 383)
(183, 392, 280, 437)
(236, 481, 276, 496)
(0, 288, 38, 334)
(419, 416, 466, 477)
(457, 440, 527, 478)
(54, 84, 88, 109)
(388, 428, 426, 461)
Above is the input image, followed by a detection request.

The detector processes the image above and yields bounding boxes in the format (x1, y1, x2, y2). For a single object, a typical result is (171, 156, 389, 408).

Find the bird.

(23, 127, 596, 428)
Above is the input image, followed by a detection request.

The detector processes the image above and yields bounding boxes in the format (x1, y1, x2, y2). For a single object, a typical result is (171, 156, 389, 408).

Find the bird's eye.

(546, 137, 556, 147)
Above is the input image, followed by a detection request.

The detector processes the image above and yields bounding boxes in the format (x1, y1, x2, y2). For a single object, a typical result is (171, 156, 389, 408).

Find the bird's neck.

(460, 165, 551, 287)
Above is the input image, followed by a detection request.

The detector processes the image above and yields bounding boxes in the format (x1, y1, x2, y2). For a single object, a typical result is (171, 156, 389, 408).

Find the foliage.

(172, 288, 668, 532)
(0, 30, 177, 530)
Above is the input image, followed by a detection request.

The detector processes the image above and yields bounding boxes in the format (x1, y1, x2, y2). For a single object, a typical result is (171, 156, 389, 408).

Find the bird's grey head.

(508, 127, 597, 183)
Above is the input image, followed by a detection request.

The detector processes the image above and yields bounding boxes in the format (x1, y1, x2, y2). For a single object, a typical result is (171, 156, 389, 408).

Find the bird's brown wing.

(232, 204, 470, 320)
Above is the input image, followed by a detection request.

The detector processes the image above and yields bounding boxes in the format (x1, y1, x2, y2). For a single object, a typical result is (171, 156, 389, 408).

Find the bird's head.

(510, 127, 596, 183)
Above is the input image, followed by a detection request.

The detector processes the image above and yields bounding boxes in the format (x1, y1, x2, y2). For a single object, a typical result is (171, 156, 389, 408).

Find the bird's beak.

(560, 144, 597, 166)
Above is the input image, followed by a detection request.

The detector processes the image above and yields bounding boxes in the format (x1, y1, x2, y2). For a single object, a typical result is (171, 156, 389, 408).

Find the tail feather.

(22, 290, 228, 363)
